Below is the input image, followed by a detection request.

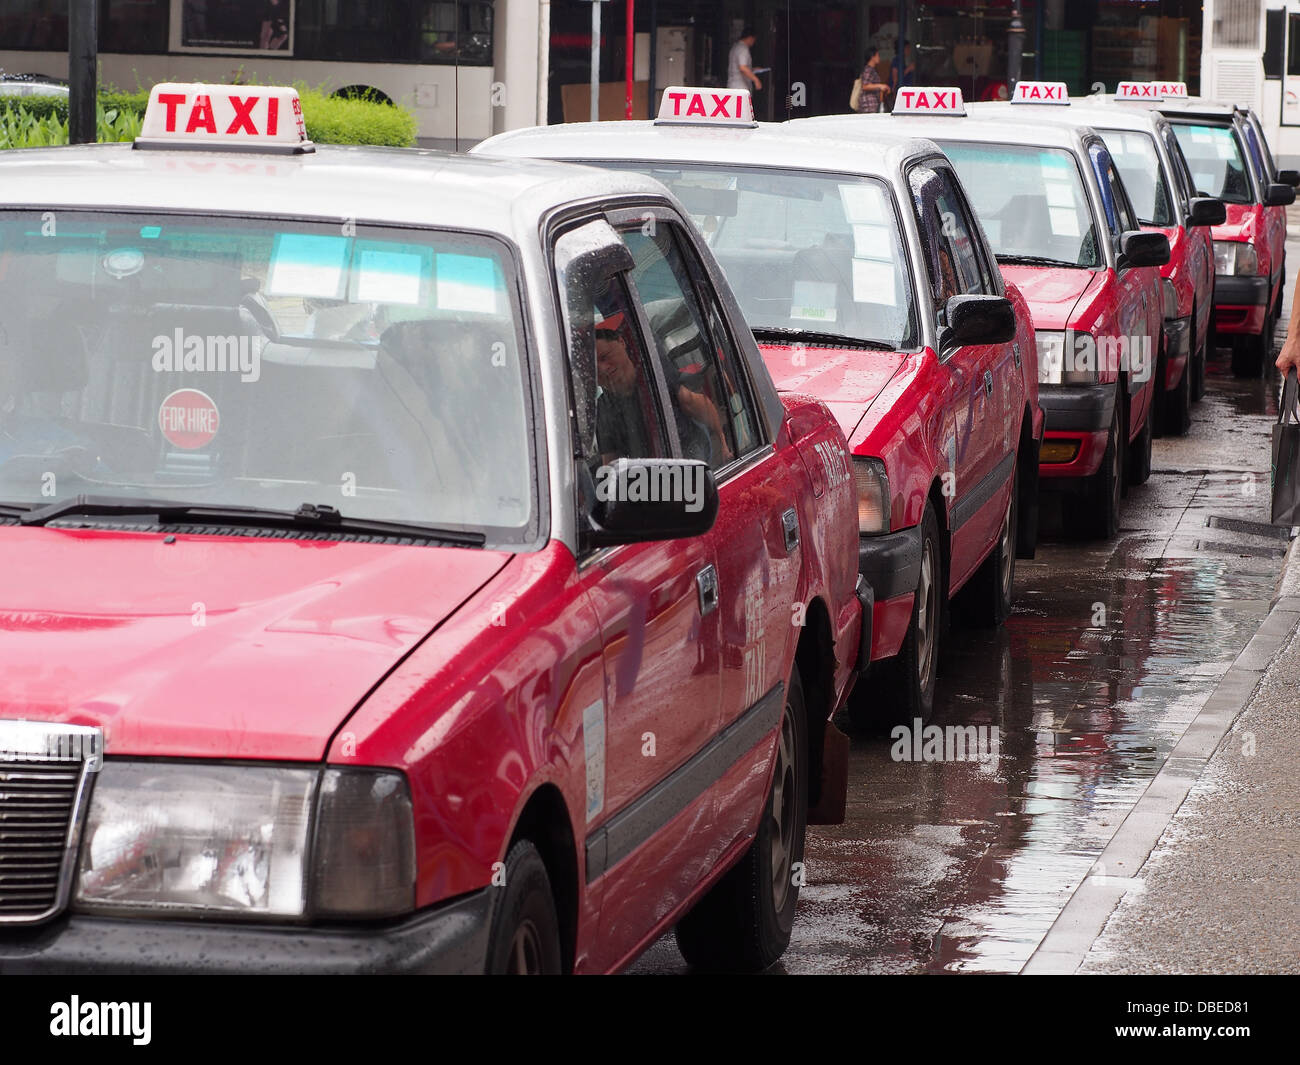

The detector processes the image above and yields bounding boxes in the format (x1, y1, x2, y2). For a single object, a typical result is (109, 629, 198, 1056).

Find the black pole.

(68, 0, 98, 145)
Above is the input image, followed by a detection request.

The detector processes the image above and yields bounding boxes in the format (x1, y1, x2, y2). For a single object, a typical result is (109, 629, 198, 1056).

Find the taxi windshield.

(1170, 123, 1252, 204)
(594, 161, 918, 350)
(938, 142, 1101, 268)
(0, 211, 535, 542)
(1099, 129, 1175, 226)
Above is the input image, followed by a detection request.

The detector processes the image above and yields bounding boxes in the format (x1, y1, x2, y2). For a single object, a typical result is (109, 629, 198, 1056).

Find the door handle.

(781, 507, 800, 553)
(696, 564, 719, 616)
(984, 369, 994, 398)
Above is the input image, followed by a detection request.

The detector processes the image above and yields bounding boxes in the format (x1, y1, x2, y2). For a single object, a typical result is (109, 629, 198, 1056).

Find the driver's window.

(618, 225, 738, 470)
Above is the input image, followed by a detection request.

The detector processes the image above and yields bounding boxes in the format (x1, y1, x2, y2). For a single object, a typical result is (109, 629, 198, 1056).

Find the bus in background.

(0, 0, 522, 148)
(1260, 0, 1300, 170)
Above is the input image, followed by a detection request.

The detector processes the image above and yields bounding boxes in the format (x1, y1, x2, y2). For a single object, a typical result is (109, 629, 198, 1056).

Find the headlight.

(1035, 330, 1066, 384)
(1214, 240, 1259, 276)
(1040, 329, 1105, 385)
(1161, 278, 1180, 321)
(75, 763, 414, 920)
(853, 457, 890, 534)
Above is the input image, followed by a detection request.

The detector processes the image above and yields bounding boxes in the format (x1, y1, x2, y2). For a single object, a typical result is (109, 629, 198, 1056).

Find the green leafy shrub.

(0, 85, 415, 148)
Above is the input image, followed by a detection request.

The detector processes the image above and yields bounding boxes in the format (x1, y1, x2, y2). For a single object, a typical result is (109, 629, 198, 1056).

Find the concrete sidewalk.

(1074, 546, 1300, 974)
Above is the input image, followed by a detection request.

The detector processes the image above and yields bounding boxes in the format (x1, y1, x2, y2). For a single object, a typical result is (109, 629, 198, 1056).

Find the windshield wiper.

(16, 494, 486, 545)
(996, 254, 1083, 269)
(751, 326, 896, 351)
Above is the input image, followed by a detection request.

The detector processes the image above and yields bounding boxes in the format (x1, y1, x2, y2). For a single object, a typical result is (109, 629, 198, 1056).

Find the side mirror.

(1187, 196, 1227, 228)
(587, 458, 719, 546)
(939, 294, 1016, 353)
(1264, 182, 1297, 206)
(1277, 168, 1300, 188)
(1119, 230, 1170, 269)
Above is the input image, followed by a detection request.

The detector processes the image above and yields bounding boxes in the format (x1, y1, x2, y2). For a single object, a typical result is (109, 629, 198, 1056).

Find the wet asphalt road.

(631, 301, 1293, 975)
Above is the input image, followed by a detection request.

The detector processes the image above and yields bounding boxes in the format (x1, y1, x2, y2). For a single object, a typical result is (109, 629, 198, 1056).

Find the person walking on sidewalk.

(856, 48, 890, 113)
(728, 29, 762, 92)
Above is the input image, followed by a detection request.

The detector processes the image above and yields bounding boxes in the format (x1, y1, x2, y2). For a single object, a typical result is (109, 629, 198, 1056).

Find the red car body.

(0, 94, 864, 973)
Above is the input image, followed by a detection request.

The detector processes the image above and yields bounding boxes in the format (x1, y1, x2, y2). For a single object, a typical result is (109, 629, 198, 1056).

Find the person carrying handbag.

(852, 48, 890, 113)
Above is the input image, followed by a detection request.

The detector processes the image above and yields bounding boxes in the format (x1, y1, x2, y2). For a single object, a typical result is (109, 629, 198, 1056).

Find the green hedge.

(0, 86, 416, 148)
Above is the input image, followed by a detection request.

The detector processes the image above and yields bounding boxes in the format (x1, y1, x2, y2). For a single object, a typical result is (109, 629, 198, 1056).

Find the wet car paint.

(629, 340, 1287, 974)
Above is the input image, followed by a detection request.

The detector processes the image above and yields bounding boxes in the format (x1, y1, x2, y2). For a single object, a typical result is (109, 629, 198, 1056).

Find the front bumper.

(1212, 274, 1270, 336)
(1038, 383, 1114, 481)
(0, 890, 493, 974)
(859, 528, 920, 662)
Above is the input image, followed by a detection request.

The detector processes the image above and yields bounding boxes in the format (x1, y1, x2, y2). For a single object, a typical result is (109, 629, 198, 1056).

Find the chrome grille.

(0, 761, 81, 917)
(0, 722, 100, 924)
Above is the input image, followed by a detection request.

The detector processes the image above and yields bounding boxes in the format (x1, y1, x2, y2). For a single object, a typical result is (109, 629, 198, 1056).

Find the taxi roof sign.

(656, 87, 757, 127)
(1115, 81, 1165, 101)
(1011, 81, 1069, 105)
(893, 87, 966, 116)
(1152, 81, 1189, 98)
(136, 84, 314, 153)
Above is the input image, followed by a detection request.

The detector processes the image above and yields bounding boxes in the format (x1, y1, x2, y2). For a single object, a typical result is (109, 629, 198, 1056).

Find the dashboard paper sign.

(159, 388, 219, 450)
(790, 280, 838, 323)
(356, 249, 423, 305)
(267, 234, 347, 299)
(435, 253, 499, 313)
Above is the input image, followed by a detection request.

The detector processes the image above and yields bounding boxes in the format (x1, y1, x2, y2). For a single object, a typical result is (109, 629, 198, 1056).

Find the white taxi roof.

(474, 119, 944, 183)
(0, 142, 672, 245)
(795, 111, 1091, 152)
(969, 98, 1173, 137)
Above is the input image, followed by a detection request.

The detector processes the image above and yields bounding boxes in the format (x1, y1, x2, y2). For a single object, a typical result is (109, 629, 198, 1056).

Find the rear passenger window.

(619, 222, 752, 469)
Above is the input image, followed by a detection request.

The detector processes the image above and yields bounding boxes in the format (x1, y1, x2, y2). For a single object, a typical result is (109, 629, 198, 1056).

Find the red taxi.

(1157, 95, 1296, 376)
(0, 85, 865, 973)
(973, 83, 1226, 434)
(477, 87, 1043, 725)
(806, 88, 1170, 540)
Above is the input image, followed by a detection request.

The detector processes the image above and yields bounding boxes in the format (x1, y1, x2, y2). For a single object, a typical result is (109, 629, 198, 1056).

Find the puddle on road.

(629, 361, 1289, 975)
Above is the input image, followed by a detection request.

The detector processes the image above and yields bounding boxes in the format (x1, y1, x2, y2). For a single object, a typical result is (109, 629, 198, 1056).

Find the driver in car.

(594, 312, 732, 467)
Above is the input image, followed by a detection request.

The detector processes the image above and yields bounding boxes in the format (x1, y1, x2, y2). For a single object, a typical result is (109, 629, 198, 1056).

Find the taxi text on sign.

(656, 86, 757, 127)
(892, 87, 967, 116)
(139, 84, 312, 149)
(1011, 81, 1069, 105)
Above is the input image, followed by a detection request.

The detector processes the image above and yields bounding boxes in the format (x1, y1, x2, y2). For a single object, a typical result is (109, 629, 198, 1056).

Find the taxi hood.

(1212, 202, 1258, 243)
(758, 342, 907, 439)
(0, 528, 512, 761)
(998, 264, 1104, 332)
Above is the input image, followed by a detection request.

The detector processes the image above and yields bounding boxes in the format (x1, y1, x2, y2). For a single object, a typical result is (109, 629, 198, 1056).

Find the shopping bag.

(849, 77, 862, 112)
(1271, 369, 1300, 525)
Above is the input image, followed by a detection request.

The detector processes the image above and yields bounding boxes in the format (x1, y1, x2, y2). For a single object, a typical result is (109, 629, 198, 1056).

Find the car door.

(611, 205, 803, 867)
(1092, 141, 1157, 432)
(909, 161, 1003, 590)
(552, 219, 722, 972)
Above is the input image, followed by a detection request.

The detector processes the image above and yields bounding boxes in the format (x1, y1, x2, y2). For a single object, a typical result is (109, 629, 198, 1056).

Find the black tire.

(1065, 395, 1122, 540)
(955, 454, 1017, 629)
(1126, 396, 1151, 487)
(485, 839, 563, 974)
(675, 669, 808, 972)
(1231, 306, 1274, 378)
(1190, 305, 1206, 402)
(872, 502, 942, 725)
(1161, 352, 1192, 436)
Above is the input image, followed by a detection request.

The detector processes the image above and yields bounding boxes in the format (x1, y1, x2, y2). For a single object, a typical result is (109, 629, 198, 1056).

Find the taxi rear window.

(591, 161, 919, 351)
(938, 142, 1100, 269)
(0, 212, 536, 544)
(1171, 123, 1252, 204)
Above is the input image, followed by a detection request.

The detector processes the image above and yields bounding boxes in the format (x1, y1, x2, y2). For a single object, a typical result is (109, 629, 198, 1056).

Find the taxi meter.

(892, 87, 967, 115)
(136, 83, 313, 152)
(656, 86, 757, 127)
